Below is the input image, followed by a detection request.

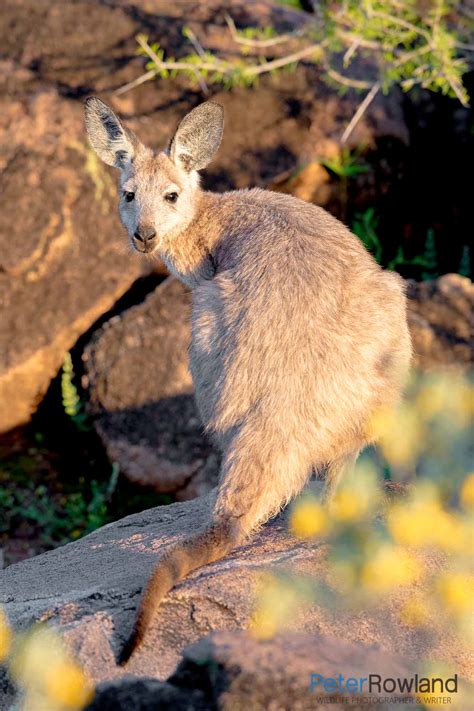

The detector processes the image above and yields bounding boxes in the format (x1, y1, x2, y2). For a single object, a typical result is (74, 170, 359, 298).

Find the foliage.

(0, 464, 118, 548)
(251, 370, 474, 704)
(458, 245, 471, 277)
(319, 147, 369, 178)
(0, 619, 94, 710)
(119, 1, 472, 141)
(352, 209, 445, 276)
(61, 354, 90, 432)
(322, 0, 471, 105)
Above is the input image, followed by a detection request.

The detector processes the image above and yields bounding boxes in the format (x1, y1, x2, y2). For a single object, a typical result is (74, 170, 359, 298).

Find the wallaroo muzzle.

(133, 226, 157, 253)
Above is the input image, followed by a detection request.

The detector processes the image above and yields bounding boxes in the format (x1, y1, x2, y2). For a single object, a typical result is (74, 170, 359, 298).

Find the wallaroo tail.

(118, 519, 241, 665)
(84, 97, 412, 665)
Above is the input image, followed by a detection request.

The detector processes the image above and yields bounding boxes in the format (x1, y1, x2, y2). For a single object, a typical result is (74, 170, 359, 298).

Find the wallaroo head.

(84, 97, 224, 254)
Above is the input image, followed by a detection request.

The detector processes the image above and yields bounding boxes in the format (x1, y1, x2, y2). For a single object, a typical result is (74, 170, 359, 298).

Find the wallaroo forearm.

(85, 98, 412, 663)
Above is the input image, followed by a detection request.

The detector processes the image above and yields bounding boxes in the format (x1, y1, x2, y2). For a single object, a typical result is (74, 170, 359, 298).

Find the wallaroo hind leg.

(118, 437, 312, 665)
(322, 448, 361, 504)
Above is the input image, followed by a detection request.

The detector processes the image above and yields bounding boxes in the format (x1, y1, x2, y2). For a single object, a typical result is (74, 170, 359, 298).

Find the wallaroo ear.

(84, 97, 138, 169)
(169, 101, 224, 172)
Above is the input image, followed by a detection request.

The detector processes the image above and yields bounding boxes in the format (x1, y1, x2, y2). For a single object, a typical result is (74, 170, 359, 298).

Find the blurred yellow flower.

(437, 573, 474, 616)
(460, 473, 474, 512)
(251, 575, 301, 639)
(9, 625, 94, 711)
(368, 403, 422, 468)
(0, 609, 12, 663)
(329, 462, 380, 523)
(399, 597, 430, 627)
(330, 488, 366, 522)
(289, 498, 329, 539)
(415, 374, 473, 427)
(388, 492, 469, 554)
(361, 545, 421, 592)
(44, 660, 94, 709)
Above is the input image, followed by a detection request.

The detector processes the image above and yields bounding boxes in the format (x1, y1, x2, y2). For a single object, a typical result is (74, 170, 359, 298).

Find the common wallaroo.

(84, 97, 412, 664)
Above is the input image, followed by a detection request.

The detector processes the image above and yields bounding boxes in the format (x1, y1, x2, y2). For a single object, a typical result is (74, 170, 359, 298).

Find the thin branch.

(114, 35, 323, 96)
(184, 28, 207, 60)
(455, 41, 474, 51)
(343, 39, 360, 67)
(136, 34, 224, 72)
(183, 28, 210, 94)
(244, 44, 322, 76)
(114, 69, 158, 96)
(224, 12, 294, 47)
(341, 81, 380, 145)
(368, 10, 431, 42)
(443, 72, 470, 107)
(325, 66, 373, 90)
(336, 29, 383, 51)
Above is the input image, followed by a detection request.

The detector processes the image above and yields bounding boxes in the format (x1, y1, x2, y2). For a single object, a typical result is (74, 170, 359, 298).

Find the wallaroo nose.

(134, 226, 156, 244)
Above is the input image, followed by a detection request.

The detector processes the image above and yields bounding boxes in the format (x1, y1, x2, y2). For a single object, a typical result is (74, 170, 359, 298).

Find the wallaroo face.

(84, 97, 224, 254)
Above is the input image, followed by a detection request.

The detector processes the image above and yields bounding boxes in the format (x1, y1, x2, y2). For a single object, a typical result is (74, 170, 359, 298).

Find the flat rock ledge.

(0, 492, 472, 708)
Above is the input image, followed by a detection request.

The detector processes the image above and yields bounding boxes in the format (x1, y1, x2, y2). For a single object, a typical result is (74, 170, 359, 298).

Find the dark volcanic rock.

(83, 277, 219, 498)
(407, 274, 473, 371)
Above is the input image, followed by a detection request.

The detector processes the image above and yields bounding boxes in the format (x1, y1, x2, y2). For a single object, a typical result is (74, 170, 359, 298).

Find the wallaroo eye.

(124, 191, 135, 202)
(165, 192, 178, 204)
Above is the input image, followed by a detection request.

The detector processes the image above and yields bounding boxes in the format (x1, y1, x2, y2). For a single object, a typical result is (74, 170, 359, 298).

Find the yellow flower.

(388, 498, 466, 553)
(329, 489, 363, 522)
(437, 573, 474, 615)
(399, 598, 430, 627)
(416, 374, 473, 427)
(368, 403, 422, 468)
(361, 545, 421, 593)
(251, 575, 301, 639)
(289, 498, 329, 539)
(9, 624, 94, 710)
(328, 462, 381, 523)
(0, 609, 12, 663)
(460, 473, 474, 512)
(44, 660, 94, 709)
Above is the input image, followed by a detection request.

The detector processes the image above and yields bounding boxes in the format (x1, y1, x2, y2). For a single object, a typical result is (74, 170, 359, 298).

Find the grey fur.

(85, 98, 412, 663)
(169, 101, 224, 172)
(85, 97, 137, 168)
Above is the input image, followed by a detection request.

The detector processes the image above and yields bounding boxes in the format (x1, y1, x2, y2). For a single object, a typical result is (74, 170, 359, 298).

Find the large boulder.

(0, 88, 150, 432)
(407, 274, 473, 371)
(0, 491, 471, 695)
(82, 277, 219, 499)
(0, 0, 408, 431)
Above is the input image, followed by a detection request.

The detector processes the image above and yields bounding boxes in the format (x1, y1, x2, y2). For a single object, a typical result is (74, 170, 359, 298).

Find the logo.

(309, 673, 458, 706)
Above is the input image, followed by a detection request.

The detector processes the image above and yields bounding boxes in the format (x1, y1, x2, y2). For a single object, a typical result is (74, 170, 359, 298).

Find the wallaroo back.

(84, 97, 412, 663)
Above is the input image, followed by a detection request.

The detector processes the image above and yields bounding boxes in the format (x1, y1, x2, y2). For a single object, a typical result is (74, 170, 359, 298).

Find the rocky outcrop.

(0, 0, 409, 432)
(0, 489, 471, 693)
(84, 631, 420, 710)
(82, 277, 219, 499)
(407, 274, 473, 371)
(0, 89, 151, 432)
